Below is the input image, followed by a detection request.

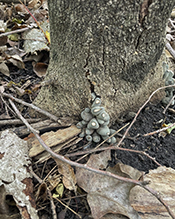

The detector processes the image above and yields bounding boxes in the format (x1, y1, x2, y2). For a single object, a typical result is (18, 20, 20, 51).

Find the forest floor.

(1, 1, 175, 219)
(1, 61, 175, 219)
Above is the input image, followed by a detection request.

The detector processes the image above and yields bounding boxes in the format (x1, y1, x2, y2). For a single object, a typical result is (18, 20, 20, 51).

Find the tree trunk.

(33, 0, 175, 124)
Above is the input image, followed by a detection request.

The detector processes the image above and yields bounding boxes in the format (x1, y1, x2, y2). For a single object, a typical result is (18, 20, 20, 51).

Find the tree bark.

(33, 0, 175, 123)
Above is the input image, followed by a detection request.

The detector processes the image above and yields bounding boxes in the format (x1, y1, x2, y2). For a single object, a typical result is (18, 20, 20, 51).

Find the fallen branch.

(66, 146, 161, 167)
(0, 27, 30, 38)
(9, 97, 175, 219)
(2, 92, 59, 122)
(0, 118, 40, 126)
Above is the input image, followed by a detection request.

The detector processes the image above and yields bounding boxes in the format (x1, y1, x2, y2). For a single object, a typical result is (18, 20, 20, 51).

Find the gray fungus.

(76, 93, 116, 144)
(162, 62, 175, 105)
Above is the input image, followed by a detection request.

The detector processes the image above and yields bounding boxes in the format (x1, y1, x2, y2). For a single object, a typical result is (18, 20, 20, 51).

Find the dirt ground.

(1, 60, 175, 218)
(112, 102, 175, 172)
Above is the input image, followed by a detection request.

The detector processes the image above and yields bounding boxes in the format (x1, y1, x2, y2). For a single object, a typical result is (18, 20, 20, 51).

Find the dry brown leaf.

(76, 150, 142, 219)
(130, 166, 175, 219)
(15, 4, 28, 13)
(55, 158, 77, 192)
(28, 0, 42, 9)
(0, 36, 7, 46)
(8, 54, 25, 69)
(33, 62, 48, 77)
(35, 182, 47, 201)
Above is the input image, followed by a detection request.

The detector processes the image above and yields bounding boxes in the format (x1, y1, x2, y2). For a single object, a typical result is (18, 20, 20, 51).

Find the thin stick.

(0, 118, 41, 126)
(2, 92, 59, 122)
(115, 84, 175, 148)
(9, 99, 39, 134)
(66, 145, 161, 167)
(54, 197, 81, 219)
(30, 169, 57, 219)
(143, 122, 175, 136)
(163, 94, 175, 114)
(10, 100, 175, 219)
(0, 27, 30, 38)
(166, 42, 175, 60)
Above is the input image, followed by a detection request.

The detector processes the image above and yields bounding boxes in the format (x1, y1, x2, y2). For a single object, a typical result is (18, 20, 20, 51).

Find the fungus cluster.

(76, 93, 116, 144)
(162, 62, 175, 105)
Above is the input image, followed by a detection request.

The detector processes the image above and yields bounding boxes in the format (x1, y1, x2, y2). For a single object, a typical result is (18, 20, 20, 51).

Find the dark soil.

(112, 103, 175, 172)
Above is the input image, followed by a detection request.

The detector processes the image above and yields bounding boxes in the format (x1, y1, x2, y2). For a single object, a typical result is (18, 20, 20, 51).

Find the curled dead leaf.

(76, 150, 142, 219)
(33, 62, 48, 77)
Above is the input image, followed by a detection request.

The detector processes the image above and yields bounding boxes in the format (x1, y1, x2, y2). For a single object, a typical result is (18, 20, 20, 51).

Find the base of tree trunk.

(32, 51, 166, 124)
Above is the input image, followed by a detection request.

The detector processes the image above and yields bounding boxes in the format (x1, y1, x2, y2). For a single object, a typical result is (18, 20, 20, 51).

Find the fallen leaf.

(0, 36, 7, 46)
(8, 33, 19, 41)
(28, 0, 42, 9)
(55, 158, 77, 192)
(130, 166, 175, 219)
(7, 54, 25, 69)
(0, 62, 10, 76)
(35, 182, 47, 201)
(0, 45, 7, 53)
(15, 4, 28, 13)
(33, 62, 48, 77)
(76, 150, 142, 219)
(53, 183, 64, 198)
(23, 24, 50, 54)
(0, 130, 38, 219)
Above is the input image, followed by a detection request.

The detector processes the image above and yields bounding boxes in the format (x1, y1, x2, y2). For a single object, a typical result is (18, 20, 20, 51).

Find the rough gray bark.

(34, 0, 175, 123)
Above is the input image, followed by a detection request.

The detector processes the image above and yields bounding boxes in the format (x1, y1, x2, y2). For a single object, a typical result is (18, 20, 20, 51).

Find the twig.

(9, 99, 39, 134)
(163, 94, 175, 114)
(168, 108, 175, 114)
(66, 145, 161, 167)
(30, 169, 57, 219)
(169, 18, 175, 29)
(48, 190, 57, 219)
(54, 197, 81, 219)
(0, 27, 30, 38)
(0, 118, 41, 126)
(2, 92, 59, 122)
(10, 99, 175, 219)
(165, 42, 175, 60)
(143, 122, 175, 136)
(115, 84, 175, 148)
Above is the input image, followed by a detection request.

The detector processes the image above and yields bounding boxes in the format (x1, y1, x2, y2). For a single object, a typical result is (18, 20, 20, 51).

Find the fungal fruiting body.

(76, 93, 116, 144)
(162, 62, 175, 105)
